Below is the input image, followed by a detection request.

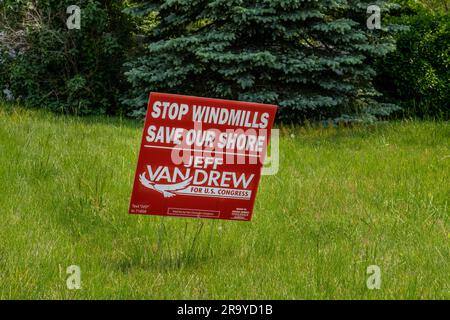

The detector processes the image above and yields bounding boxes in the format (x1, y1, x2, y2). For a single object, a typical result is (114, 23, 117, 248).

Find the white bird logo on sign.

(139, 172, 192, 198)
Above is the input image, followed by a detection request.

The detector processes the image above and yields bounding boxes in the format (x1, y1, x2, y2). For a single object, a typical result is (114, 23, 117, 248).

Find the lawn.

(0, 103, 448, 299)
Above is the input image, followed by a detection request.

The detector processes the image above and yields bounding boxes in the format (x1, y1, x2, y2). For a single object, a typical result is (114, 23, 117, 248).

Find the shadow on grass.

(115, 247, 215, 273)
(112, 220, 220, 273)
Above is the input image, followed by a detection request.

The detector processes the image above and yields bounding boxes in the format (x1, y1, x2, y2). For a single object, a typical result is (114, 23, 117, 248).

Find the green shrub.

(376, 2, 450, 119)
(0, 0, 134, 115)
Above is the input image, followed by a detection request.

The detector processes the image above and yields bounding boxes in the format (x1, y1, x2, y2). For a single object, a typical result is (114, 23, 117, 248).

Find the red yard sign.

(129, 92, 277, 221)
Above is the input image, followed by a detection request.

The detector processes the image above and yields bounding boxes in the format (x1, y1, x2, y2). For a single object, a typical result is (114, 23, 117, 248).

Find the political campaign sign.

(129, 92, 277, 221)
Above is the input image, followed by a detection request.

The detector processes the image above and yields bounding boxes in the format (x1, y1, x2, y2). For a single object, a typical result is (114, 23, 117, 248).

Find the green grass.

(0, 103, 448, 299)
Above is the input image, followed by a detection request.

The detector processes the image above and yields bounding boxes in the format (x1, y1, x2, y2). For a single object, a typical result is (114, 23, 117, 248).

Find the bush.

(0, 0, 134, 115)
(123, 0, 400, 122)
(376, 2, 450, 119)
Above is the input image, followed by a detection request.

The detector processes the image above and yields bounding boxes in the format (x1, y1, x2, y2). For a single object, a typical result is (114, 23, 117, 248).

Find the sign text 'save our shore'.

(129, 92, 277, 221)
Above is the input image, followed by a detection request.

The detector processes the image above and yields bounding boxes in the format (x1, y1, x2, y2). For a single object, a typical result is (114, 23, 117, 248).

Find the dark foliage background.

(122, 0, 400, 123)
(0, 0, 134, 115)
(375, 0, 449, 119)
(0, 0, 448, 121)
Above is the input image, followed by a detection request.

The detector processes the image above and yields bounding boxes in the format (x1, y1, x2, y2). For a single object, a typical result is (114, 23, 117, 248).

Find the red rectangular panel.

(129, 92, 277, 221)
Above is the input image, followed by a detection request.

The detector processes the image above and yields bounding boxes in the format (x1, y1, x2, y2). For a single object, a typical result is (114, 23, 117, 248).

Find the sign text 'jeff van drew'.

(129, 92, 277, 221)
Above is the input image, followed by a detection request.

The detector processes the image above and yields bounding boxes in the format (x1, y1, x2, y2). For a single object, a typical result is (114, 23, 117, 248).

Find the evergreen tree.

(124, 0, 399, 122)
